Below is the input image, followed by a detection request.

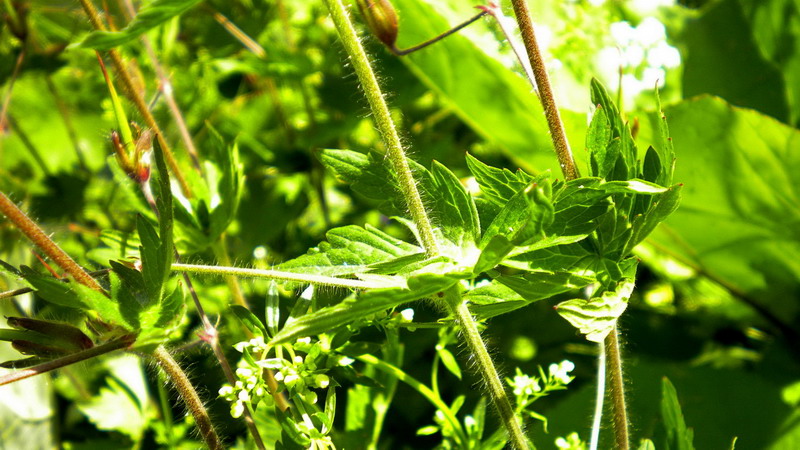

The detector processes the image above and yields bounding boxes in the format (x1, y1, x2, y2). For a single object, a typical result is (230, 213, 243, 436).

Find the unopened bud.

(7, 317, 94, 351)
(356, 0, 399, 48)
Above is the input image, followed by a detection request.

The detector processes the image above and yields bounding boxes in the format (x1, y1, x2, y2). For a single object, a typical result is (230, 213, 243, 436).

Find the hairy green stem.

(171, 263, 394, 289)
(323, 0, 439, 256)
(0, 192, 104, 293)
(447, 289, 528, 449)
(509, 2, 630, 447)
(153, 345, 224, 450)
(509, 0, 579, 180)
(0, 335, 134, 386)
(605, 328, 629, 449)
(324, 0, 528, 446)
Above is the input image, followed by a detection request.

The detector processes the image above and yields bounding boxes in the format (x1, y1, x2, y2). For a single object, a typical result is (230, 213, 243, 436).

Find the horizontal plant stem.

(0, 335, 134, 387)
(153, 345, 224, 450)
(355, 353, 468, 446)
(324, 0, 439, 257)
(171, 263, 395, 290)
(446, 289, 528, 449)
(0, 192, 105, 293)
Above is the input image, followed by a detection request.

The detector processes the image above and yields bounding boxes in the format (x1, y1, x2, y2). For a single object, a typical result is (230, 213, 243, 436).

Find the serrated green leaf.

(276, 224, 422, 277)
(473, 235, 514, 274)
(590, 79, 637, 180)
(464, 281, 525, 319)
(136, 215, 163, 303)
(555, 277, 635, 343)
(624, 184, 682, 255)
(661, 377, 695, 450)
(480, 181, 554, 250)
(77, 0, 202, 50)
(430, 161, 480, 245)
(496, 271, 595, 301)
(20, 267, 89, 310)
(465, 154, 535, 206)
(270, 274, 458, 344)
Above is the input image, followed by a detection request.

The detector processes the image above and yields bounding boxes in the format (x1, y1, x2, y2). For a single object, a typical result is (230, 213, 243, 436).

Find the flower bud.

(6, 317, 94, 351)
(356, 0, 399, 48)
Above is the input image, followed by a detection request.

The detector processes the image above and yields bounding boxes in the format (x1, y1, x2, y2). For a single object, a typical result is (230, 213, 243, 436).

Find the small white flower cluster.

(507, 360, 576, 422)
(555, 431, 586, 450)
(219, 337, 334, 419)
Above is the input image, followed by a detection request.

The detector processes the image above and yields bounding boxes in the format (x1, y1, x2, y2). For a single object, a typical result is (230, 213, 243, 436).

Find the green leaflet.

(276, 224, 422, 277)
(269, 274, 458, 344)
(465, 270, 593, 320)
(465, 153, 536, 206)
(77, 0, 202, 50)
(661, 377, 696, 450)
(555, 274, 635, 343)
(320, 149, 480, 248)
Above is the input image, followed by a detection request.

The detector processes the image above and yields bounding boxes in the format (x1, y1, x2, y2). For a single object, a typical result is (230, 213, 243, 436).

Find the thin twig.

(391, 12, 487, 55)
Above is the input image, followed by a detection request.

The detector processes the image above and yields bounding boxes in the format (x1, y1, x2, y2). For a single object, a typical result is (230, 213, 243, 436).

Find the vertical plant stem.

(323, 0, 439, 257)
(77, 0, 194, 199)
(0, 192, 104, 293)
(324, 0, 527, 446)
(589, 341, 606, 450)
(509, 0, 579, 180)
(152, 345, 224, 450)
(605, 327, 629, 450)
(448, 290, 528, 449)
(510, 2, 629, 447)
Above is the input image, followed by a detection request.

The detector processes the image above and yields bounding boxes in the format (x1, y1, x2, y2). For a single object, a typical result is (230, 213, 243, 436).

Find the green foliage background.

(1, 0, 799, 448)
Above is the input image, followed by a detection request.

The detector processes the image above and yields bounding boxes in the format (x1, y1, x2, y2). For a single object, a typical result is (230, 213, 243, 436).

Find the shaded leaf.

(77, 0, 202, 50)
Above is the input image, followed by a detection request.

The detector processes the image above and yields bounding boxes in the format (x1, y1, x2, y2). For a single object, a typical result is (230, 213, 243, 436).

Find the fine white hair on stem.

(590, 340, 606, 450)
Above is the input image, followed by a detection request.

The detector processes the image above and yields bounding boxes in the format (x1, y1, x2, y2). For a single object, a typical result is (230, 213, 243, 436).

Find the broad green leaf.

(136, 215, 163, 303)
(270, 274, 458, 344)
(276, 224, 422, 277)
(77, 0, 202, 50)
(661, 377, 696, 450)
(465, 154, 535, 206)
(640, 96, 800, 320)
(555, 276, 635, 343)
(77, 355, 149, 439)
(680, 0, 789, 123)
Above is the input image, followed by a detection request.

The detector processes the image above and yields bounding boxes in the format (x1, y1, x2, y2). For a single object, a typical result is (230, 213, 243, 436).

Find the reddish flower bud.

(356, 0, 399, 48)
(6, 317, 94, 351)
